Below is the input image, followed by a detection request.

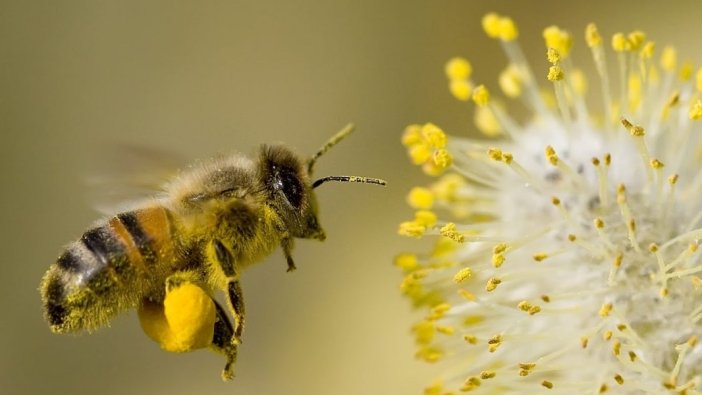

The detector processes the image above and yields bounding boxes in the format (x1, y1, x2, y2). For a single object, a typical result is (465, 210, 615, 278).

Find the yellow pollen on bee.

(453, 267, 473, 284)
(472, 84, 491, 106)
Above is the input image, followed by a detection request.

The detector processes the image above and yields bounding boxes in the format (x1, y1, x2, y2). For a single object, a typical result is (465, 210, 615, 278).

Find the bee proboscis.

(40, 124, 385, 380)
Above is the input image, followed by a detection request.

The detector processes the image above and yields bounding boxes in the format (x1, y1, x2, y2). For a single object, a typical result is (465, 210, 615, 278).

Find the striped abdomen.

(41, 206, 179, 333)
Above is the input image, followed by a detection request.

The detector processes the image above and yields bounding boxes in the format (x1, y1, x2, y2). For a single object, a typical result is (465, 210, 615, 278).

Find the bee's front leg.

(281, 237, 296, 272)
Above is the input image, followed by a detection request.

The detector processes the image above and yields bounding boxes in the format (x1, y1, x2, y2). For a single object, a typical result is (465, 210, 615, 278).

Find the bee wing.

(87, 143, 188, 215)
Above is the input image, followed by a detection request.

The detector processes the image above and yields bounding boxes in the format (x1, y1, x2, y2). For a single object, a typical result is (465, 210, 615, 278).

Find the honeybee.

(40, 124, 385, 380)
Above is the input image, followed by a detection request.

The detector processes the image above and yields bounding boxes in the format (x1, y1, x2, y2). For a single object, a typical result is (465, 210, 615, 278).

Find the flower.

(398, 12, 702, 394)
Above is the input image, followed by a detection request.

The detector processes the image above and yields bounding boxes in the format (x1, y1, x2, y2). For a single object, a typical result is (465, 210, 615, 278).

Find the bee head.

(259, 124, 386, 242)
(258, 145, 325, 241)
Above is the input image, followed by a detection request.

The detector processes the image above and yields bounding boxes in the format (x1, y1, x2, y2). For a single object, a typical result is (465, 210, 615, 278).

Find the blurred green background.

(2, 1, 701, 394)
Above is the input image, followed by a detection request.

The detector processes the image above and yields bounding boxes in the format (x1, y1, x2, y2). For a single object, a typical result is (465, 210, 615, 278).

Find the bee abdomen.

(42, 207, 176, 333)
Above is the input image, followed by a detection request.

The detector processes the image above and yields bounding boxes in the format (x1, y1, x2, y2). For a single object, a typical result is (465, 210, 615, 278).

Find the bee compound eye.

(279, 169, 303, 209)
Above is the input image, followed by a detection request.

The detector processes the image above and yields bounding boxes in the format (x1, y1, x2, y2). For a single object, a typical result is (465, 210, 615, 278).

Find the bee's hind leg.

(211, 300, 238, 381)
(210, 240, 246, 345)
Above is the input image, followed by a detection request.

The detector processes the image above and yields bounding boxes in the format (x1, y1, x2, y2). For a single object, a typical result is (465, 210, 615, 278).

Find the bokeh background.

(2, 1, 701, 394)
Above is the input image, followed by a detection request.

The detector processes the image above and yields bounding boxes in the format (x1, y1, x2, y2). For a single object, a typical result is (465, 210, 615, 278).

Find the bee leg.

(281, 237, 296, 272)
(211, 300, 238, 381)
(211, 240, 246, 345)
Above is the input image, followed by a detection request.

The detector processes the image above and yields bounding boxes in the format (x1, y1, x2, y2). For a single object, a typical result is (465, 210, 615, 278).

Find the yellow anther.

(492, 253, 505, 268)
(613, 254, 623, 268)
(599, 384, 609, 393)
(614, 374, 624, 385)
(666, 91, 680, 108)
(542, 381, 554, 389)
(408, 143, 432, 165)
(407, 187, 434, 210)
(603, 330, 613, 341)
(543, 26, 572, 57)
(458, 289, 476, 301)
(453, 267, 473, 284)
(436, 325, 455, 335)
(621, 118, 645, 136)
(398, 221, 426, 238)
(679, 61, 693, 81)
(394, 253, 418, 271)
(472, 84, 490, 106)
(696, 68, 702, 91)
(415, 346, 443, 363)
(449, 78, 472, 101)
(627, 31, 646, 50)
(430, 303, 451, 319)
(571, 69, 587, 95)
(414, 210, 437, 227)
(612, 33, 630, 52)
(541, 295, 551, 303)
(499, 64, 523, 98)
(628, 73, 642, 111)
(440, 222, 465, 243)
(594, 218, 605, 229)
(650, 158, 664, 169)
(552, 197, 561, 206)
(545, 145, 558, 165)
(612, 340, 621, 356)
(688, 335, 698, 347)
(628, 351, 637, 362)
(480, 370, 496, 379)
(533, 253, 548, 262)
(585, 23, 602, 47)
(502, 152, 513, 163)
(445, 57, 472, 80)
(481, 12, 501, 39)
(424, 381, 443, 395)
(462, 377, 481, 390)
(421, 123, 447, 148)
(661, 45, 677, 72)
(599, 302, 613, 317)
(488, 147, 504, 161)
(431, 173, 465, 202)
(413, 320, 435, 345)
(689, 99, 702, 120)
(641, 41, 655, 59)
(581, 336, 589, 348)
(547, 47, 561, 64)
(433, 149, 453, 169)
(486, 277, 502, 292)
(528, 306, 541, 315)
(547, 65, 564, 81)
(617, 323, 627, 331)
(517, 301, 532, 311)
(660, 287, 669, 297)
(464, 334, 478, 344)
(497, 17, 518, 41)
(493, 243, 508, 254)
(401, 124, 423, 147)
(605, 153, 611, 165)
(474, 105, 502, 136)
(592, 157, 600, 166)
(689, 242, 697, 253)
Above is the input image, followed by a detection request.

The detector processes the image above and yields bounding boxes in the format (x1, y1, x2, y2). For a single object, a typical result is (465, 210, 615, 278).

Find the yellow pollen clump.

(585, 23, 602, 47)
(453, 267, 473, 284)
(445, 57, 472, 80)
(421, 123, 448, 149)
(407, 187, 434, 210)
(472, 84, 490, 106)
(543, 26, 573, 57)
(138, 282, 216, 354)
(547, 65, 564, 81)
(499, 64, 523, 98)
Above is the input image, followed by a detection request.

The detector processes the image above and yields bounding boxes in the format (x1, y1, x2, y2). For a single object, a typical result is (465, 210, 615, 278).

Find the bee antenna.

(307, 123, 355, 175)
(312, 175, 387, 189)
